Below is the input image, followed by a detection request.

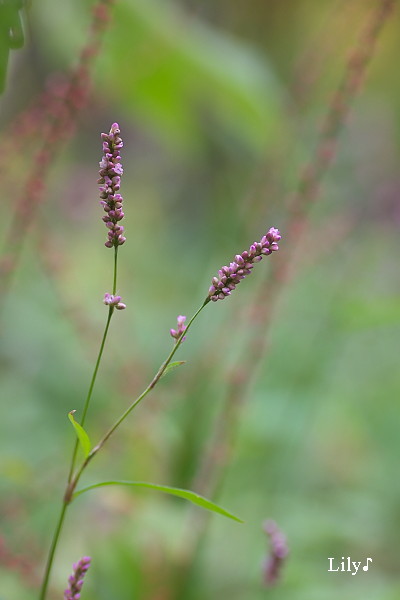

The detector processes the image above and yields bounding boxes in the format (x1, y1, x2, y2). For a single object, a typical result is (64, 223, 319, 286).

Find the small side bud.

(103, 293, 126, 310)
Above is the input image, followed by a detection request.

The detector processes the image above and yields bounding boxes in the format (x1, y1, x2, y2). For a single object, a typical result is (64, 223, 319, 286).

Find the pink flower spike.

(98, 123, 125, 248)
(207, 227, 281, 302)
(64, 556, 91, 600)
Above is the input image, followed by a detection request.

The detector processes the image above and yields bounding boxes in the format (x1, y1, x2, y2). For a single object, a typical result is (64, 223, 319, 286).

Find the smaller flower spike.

(170, 315, 187, 341)
(64, 556, 91, 600)
(98, 123, 126, 248)
(103, 292, 126, 310)
(262, 520, 288, 586)
(207, 227, 281, 302)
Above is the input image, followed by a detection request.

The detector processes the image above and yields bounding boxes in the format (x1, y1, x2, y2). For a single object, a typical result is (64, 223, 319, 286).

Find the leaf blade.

(68, 411, 91, 458)
(161, 361, 186, 379)
(73, 480, 243, 523)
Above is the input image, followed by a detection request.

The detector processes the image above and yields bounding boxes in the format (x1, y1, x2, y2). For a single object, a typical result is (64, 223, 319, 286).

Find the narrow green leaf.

(73, 480, 243, 523)
(68, 411, 91, 458)
(161, 361, 186, 379)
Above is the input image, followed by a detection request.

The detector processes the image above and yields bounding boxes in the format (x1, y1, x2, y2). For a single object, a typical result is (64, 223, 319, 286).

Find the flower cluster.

(262, 520, 288, 586)
(64, 556, 91, 600)
(170, 315, 187, 341)
(103, 293, 126, 310)
(208, 227, 281, 302)
(98, 122, 126, 248)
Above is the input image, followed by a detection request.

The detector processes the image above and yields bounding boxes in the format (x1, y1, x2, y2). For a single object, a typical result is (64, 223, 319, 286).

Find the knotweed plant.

(38, 123, 281, 599)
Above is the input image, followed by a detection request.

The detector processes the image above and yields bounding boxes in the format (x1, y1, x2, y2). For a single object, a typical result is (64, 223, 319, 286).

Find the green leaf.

(161, 361, 186, 379)
(73, 480, 243, 523)
(68, 411, 91, 458)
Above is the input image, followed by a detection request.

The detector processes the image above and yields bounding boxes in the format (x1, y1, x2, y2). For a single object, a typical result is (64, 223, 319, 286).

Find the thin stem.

(38, 501, 68, 600)
(67, 247, 119, 483)
(82, 310, 113, 429)
(40, 248, 120, 600)
(71, 300, 209, 487)
(67, 307, 113, 482)
(41, 290, 206, 599)
(94, 301, 208, 449)
(113, 246, 118, 295)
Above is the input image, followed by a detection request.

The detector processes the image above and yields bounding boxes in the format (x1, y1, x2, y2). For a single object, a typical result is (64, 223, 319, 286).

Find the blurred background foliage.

(1, 0, 400, 599)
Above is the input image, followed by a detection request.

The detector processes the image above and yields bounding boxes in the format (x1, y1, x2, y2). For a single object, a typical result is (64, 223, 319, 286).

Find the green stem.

(68, 247, 119, 483)
(40, 292, 207, 600)
(94, 301, 208, 450)
(113, 246, 118, 295)
(38, 501, 68, 600)
(67, 306, 113, 483)
(40, 248, 120, 600)
(72, 300, 209, 485)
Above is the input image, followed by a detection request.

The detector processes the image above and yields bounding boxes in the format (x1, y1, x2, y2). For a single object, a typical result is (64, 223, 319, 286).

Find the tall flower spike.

(98, 122, 126, 248)
(207, 227, 281, 302)
(64, 556, 91, 600)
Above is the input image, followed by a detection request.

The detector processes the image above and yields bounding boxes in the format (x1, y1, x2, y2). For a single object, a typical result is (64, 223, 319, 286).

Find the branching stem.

(39, 255, 207, 599)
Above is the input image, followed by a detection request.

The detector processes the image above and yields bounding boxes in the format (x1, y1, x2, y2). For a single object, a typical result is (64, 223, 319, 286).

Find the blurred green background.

(1, 0, 400, 599)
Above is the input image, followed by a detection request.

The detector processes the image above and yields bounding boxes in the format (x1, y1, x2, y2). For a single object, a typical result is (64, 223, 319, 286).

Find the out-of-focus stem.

(0, 0, 116, 313)
(206, 0, 395, 503)
(289, 0, 396, 232)
(169, 1, 395, 597)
